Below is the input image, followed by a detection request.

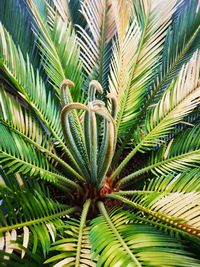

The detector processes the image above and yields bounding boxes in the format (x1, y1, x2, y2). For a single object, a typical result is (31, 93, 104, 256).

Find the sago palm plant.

(0, 0, 200, 266)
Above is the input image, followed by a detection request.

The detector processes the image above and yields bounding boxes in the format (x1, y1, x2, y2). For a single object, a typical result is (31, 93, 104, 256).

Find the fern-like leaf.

(0, 173, 77, 257)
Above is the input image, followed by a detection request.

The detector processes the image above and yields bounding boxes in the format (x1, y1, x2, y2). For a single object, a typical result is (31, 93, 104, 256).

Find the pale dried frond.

(78, 0, 116, 83)
(110, 0, 179, 135)
(52, 0, 70, 21)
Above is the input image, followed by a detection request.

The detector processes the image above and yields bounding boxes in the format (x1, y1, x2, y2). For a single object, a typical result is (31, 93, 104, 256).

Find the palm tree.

(0, 0, 200, 265)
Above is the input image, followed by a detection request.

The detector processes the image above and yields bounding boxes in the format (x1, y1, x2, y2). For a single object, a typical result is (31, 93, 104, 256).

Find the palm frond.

(119, 125, 200, 185)
(45, 199, 97, 267)
(0, 86, 53, 154)
(147, 168, 200, 193)
(28, 0, 84, 100)
(91, 204, 200, 266)
(0, 86, 82, 182)
(1, 1, 200, 265)
(0, 23, 78, 164)
(108, 1, 141, 134)
(0, 124, 79, 190)
(78, 0, 116, 89)
(145, 174, 200, 238)
(0, 0, 42, 71)
(108, 190, 200, 240)
(111, 50, 200, 181)
(110, 0, 178, 135)
(0, 173, 77, 257)
(145, 0, 200, 109)
(52, 0, 70, 22)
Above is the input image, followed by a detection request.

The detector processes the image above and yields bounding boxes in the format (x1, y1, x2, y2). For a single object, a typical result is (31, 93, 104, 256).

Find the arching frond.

(0, 87, 53, 154)
(111, 0, 178, 135)
(0, 124, 79, 190)
(0, 0, 41, 70)
(91, 204, 200, 266)
(149, 125, 200, 175)
(119, 125, 200, 185)
(146, 177, 200, 239)
(1, 1, 200, 265)
(133, 42, 200, 152)
(28, 0, 84, 100)
(145, 0, 200, 109)
(111, 50, 200, 181)
(147, 169, 200, 193)
(0, 173, 77, 257)
(0, 23, 78, 164)
(108, 190, 200, 241)
(45, 200, 97, 267)
(0, 86, 82, 182)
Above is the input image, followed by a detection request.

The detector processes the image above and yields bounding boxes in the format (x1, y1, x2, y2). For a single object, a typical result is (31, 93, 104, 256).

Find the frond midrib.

(119, 147, 200, 186)
(0, 207, 77, 233)
(115, 6, 150, 134)
(98, 201, 142, 267)
(75, 199, 91, 267)
(106, 193, 200, 238)
(0, 150, 80, 190)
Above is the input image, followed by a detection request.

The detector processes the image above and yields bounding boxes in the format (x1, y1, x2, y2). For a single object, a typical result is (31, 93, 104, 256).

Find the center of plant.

(60, 79, 117, 204)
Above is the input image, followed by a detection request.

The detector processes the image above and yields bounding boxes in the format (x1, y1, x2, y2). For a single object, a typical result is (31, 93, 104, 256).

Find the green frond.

(45, 199, 97, 266)
(0, 23, 79, 165)
(1, 1, 200, 265)
(145, 0, 200, 108)
(147, 168, 200, 197)
(109, 10, 141, 135)
(147, 169, 200, 193)
(28, 0, 84, 100)
(148, 193, 200, 237)
(149, 125, 200, 175)
(0, 87, 53, 154)
(0, 0, 41, 70)
(0, 86, 84, 185)
(91, 205, 200, 266)
(144, 171, 200, 234)
(0, 174, 77, 257)
(119, 125, 200, 185)
(0, 124, 79, 190)
(107, 191, 200, 241)
(111, 50, 200, 181)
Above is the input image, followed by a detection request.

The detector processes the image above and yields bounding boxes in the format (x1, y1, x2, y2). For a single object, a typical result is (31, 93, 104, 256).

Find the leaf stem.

(75, 199, 91, 267)
(98, 201, 142, 267)
(0, 150, 81, 191)
(118, 148, 200, 187)
(0, 207, 78, 233)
